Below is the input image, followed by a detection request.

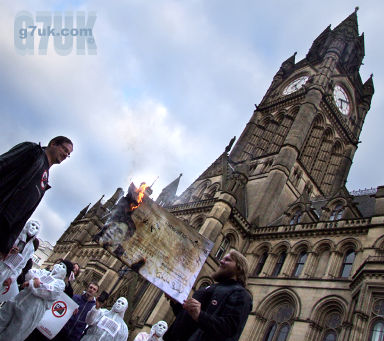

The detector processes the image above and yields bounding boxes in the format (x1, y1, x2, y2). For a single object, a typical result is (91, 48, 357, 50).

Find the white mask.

(51, 262, 67, 279)
(26, 220, 40, 237)
(152, 321, 168, 337)
(112, 297, 128, 314)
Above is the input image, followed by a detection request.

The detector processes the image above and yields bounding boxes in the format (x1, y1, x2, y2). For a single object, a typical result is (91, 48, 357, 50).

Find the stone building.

(46, 9, 384, 341)
(31, 239, 54, 268)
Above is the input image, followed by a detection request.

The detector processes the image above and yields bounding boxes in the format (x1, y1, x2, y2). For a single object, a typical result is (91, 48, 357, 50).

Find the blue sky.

(1, 1, 383, 244)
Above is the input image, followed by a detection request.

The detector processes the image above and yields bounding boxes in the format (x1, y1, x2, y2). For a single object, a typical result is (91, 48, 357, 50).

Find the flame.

(130, 183, 149, 210)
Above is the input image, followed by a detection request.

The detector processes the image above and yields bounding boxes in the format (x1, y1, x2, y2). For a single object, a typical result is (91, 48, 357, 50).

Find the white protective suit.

(0, 220, 40, 301)
(0, 262, 66, 341)
(134, 320, 168, 341)
(82, 297, 129, 341)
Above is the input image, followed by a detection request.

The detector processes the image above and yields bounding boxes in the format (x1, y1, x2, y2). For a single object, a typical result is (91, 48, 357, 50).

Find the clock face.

(283, 76, 309, 95)
(333, 85, 350, 115)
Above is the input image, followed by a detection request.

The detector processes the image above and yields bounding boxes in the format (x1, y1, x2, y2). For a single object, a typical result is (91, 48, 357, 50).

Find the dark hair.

(73, 263, 81, 275)
(48, 136, 73, 147)
(61, 259, 74, 278)
(89, 282, 100, 292)
(17, 258, 33, 285)
(33, 238, 39, 251)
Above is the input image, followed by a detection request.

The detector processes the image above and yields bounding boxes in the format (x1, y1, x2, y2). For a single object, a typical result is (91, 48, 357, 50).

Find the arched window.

(330, 204, 344, 221)
(264, 323, 277, 341)
(373, 299, 384, 316)
(205, 184, 220, 199)
(370, 320, 384, 341)
(272, 251, 286, 277)
(293, 251, 307, 277)
(262, 303, 293, 341)
(290, 209, 302, 225)
(340, 249, 355, 278)
(276, 324, 290, 341)
(254, 252, 268, 277)
(323, 331, 337, 341)
(195, 182, 208, 200)
(191, 216, 204, 230)
(215, 237, 230, 260)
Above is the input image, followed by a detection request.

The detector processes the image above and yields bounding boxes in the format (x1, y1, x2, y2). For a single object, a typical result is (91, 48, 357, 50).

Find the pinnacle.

(333, 9, 359, 38)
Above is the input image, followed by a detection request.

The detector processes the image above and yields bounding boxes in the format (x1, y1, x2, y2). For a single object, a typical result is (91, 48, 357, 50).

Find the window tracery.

(253, 251, 268, 277)
(290, 209, 302, 225)
(293, 251, 308, 277)
(340, 249, 355, 278)
(191, 216, 205, 230)
(215, 236, 230, 260)
(262, 303, 294, 341)
(330, 203, 344, 221)
(370, 321, 384, 341)
(272, 251, 287, 277)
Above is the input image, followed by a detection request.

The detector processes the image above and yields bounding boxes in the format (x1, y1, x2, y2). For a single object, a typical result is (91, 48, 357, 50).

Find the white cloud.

(1, 0, 384, 245)
(30, 201, 67, 245)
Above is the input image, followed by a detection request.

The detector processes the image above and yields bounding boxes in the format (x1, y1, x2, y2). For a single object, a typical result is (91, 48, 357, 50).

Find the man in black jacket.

(164, 249, 252, 341)
(0, 136, 73, 259)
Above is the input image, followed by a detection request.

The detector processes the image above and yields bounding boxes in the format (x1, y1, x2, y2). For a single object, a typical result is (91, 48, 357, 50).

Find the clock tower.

(229, 7, 374, 227)
(47, 10, 381, 341)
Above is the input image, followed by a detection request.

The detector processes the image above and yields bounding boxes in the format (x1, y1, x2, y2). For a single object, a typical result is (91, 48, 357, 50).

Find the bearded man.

(163, 249, 252, 341)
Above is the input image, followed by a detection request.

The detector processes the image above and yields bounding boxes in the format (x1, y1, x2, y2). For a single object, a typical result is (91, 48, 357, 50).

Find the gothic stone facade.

(46, 10, 384, 341)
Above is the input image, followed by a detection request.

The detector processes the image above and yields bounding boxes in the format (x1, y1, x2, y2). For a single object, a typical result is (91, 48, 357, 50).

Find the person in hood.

(0, 259, 73, 341)
(134, 320, 168, 341)
(81, 297, 129, 341)
(0, 136, 73, 259)
(0, 220, 41, 302)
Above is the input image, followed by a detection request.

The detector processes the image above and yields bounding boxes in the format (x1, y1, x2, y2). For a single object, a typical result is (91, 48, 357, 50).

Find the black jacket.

(164, 279, 252, 341)
(0, 142, 50, 254)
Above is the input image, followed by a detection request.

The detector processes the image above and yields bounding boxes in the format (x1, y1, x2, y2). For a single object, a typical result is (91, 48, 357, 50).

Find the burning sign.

(94, 182, 213, 303)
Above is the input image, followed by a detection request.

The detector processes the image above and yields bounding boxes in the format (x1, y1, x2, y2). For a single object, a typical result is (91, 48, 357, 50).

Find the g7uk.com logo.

(14, 11, 97, 55)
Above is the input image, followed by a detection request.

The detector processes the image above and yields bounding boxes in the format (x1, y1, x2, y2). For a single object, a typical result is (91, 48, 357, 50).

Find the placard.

(96, 196, 213, 303)
(37, 292, 79, 339)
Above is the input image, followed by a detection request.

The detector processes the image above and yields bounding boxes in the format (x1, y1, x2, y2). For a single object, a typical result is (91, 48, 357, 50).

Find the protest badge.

(0, 281, 19, 302)
(97, 315, 120, 337)
(3, 253, 24, 269)
(37, 292, 79, 339)
(40, 275, 55, 291)
(94, 183, 214, 303)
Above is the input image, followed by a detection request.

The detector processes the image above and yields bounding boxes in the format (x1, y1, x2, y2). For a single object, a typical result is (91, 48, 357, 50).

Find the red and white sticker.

(1, 284, 10, 295)
(51, 301, 67, 318)
(41, 170, 48, 190)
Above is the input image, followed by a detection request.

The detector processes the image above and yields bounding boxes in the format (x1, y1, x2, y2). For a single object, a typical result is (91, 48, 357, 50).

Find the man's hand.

(33, 278, 41, 288)
(22, 281, 29, 288)
(3, 278, 12, 287)
(9, 246, 19, 254)
(73, 308, 79, 315)
(183, 298, 201, 321)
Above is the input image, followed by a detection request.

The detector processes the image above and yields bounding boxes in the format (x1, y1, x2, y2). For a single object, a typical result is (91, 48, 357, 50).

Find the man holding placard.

(164, 250, 252, 341)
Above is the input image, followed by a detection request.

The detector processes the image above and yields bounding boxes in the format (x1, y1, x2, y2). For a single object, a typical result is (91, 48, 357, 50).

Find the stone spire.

(104, 188, 124, 211)
(333, 7, 359, 39)
(72, 203, 91, 223)
(156, 174, 182, 207)
(85, 195, 104, 217)
(362, 74, 374, 107)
